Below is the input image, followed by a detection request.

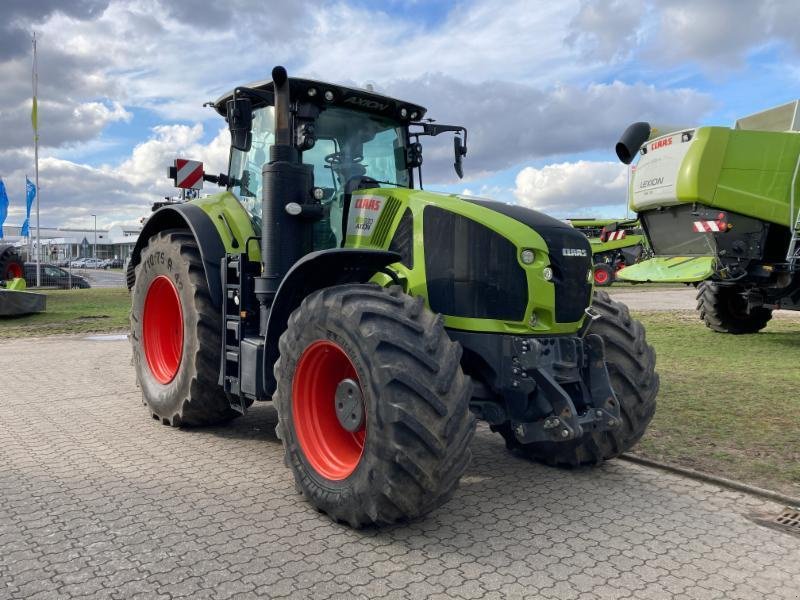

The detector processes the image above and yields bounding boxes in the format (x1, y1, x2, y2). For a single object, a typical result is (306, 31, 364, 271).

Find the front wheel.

(497, 291, 658, 466)
(274, 284, 475, 527)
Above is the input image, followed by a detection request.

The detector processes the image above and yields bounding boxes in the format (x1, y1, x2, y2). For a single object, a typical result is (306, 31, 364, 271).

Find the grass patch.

(0, 288, 130, 338)
(633, 310, 800, 498)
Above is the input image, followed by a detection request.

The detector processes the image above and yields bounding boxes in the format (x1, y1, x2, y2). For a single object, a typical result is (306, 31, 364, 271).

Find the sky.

(0, 0, 798, 229)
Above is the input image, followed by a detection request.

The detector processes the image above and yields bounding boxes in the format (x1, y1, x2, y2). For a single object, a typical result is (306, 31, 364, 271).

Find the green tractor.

(127, 67, 658, 526)
(615, 101, 800, 333)
(567, 218, 646, 286)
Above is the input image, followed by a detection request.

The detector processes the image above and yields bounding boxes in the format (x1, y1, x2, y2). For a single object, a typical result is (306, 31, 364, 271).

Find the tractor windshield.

(228, 106, 275, 218)
(229, 105, 409, 246)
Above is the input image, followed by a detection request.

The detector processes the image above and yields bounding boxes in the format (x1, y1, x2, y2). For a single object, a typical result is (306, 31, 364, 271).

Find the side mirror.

(227, 97, 253, 152)
(454, 135, 467, 179)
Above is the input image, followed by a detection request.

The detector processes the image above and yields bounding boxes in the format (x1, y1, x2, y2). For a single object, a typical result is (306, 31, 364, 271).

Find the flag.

(0, 178, 8, 239)
(31, 96, 38, 134)
(20, 177, 35, 237)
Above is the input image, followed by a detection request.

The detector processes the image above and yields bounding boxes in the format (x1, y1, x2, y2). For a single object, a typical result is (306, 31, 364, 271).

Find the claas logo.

(355, 197, 381, 211)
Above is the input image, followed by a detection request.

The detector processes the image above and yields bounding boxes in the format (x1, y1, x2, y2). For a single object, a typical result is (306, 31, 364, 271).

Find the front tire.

(696, 281, 772, 334)
(130, 229, 241, 426)
(497, 290, 658, 466)
(274, 284, 475, 527)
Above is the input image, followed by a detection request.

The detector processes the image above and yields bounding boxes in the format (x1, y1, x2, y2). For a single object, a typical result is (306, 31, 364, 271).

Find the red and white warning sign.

(693, 220, 723, 232)
(174, 159, 204, 189)
(605, 230, 627, 241)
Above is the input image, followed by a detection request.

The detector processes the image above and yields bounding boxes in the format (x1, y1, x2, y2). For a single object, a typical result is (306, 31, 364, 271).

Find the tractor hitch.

(451, 330, 622, 444)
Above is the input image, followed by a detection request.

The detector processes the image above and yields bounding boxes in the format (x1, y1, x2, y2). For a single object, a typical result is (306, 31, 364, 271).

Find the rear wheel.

(696, 281, 772, 334)
(496, 291, 658, 466)
(130, 229, 242, 426)
(593, 263, 614, 287)
(274, 284, 475, 527)
(0, 246, 24, 280)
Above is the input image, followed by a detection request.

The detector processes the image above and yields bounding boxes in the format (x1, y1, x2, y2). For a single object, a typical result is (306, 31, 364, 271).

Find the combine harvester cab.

(615, 101, 800, 332)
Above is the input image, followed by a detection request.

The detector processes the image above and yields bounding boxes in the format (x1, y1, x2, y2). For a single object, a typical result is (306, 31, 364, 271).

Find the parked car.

(82, 258, 104, 269)
(70, 258, 87, 268)
(24, 263, 90, 289)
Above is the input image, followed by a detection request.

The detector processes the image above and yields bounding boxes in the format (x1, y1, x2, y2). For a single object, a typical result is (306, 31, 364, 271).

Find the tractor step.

(219, 254, 266, 412)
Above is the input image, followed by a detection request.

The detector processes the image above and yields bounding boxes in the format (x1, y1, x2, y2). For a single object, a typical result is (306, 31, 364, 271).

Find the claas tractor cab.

(567, 218, 646, 286)
(127, 67, 658, 527)
(615, 100, 800, 333)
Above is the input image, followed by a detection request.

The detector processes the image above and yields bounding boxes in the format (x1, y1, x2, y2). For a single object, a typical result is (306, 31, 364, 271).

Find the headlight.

(542, 266, 553, 281)
(520, 249, 535, 264)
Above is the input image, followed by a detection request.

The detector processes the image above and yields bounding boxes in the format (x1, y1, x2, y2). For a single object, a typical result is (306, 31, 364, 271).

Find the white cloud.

(2, 124, 231, 228)
(384, 76, 711, 184)
(514, 160, 628, 215)
(567, 0, 800, 70)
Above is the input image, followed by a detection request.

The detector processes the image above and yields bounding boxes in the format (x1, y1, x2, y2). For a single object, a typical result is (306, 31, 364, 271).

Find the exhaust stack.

(256, 66, 313, 332)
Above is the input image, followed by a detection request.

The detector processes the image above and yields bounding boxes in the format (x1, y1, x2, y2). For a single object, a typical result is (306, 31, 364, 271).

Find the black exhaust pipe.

(615, 122, 651, 165)
(255, 66, 313, 332)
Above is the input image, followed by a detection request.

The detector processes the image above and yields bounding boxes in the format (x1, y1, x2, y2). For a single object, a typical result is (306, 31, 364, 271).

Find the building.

(1, 224, 142, 262)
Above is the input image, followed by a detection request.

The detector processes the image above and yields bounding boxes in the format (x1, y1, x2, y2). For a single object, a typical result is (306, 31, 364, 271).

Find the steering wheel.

(324, 151, 364, 166)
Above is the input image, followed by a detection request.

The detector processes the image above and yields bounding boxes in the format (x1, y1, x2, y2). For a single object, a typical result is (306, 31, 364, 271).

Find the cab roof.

(212, 76, 427, 123)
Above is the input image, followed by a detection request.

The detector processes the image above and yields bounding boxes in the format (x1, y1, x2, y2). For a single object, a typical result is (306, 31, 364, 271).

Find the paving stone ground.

(1, 335, 799, 600)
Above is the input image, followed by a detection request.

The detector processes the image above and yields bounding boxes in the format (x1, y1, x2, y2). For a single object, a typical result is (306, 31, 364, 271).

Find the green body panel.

(589, 235, 644, 256)
(345, 188, 587, 335)
(191, 192, 261, 262)
(568, 219, 618, 228)
(6, 277, 26, 291)
(568, 218, 644, 256)
(617, 256, 715, 283)
(631, 126, 800, 228)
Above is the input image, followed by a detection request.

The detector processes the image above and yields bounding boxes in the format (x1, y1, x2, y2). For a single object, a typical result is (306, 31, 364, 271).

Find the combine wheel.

(593, 263, 614, 287)
(696, 282, 772, 334)
(0, 246, 24, 280)
(274, 284, 474, 527)
(496, 290, 658, 466)
(130, 229, 243, 426)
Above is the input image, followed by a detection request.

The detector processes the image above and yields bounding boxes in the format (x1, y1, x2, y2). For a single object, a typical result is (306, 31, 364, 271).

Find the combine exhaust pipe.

(616, 122, 651, 165)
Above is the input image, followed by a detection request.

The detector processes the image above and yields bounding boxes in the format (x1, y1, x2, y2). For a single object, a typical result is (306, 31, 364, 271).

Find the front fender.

(263, 248, 401, 395)
(128, 204, 234, 308)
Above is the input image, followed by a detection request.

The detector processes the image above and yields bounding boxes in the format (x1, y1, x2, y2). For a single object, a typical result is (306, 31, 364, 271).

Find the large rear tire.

(0, 246, 24, 280)
(496, 290, 658, 466)
(130, 229, 242, 426)
(274, 284, 475, 527)
(696, 281, 772, 334)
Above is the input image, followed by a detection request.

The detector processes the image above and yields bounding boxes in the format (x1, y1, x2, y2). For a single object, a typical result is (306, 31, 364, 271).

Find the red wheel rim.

(292, 340, 365, 480)
(6, 263, 22, 279)
(142, 275, 184, 384)
(594, 268, 609, 285)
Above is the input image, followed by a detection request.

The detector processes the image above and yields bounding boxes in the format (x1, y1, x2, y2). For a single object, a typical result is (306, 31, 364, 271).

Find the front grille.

(536, 227, 592, 323)
(423, 206, 527, 321)
(370, 195, 401, 247)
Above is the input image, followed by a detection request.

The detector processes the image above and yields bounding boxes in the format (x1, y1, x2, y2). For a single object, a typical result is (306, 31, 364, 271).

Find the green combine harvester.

(567, 218, 645, 286)
(615, 100, 800, 333)
(127, 66, 658, 527)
